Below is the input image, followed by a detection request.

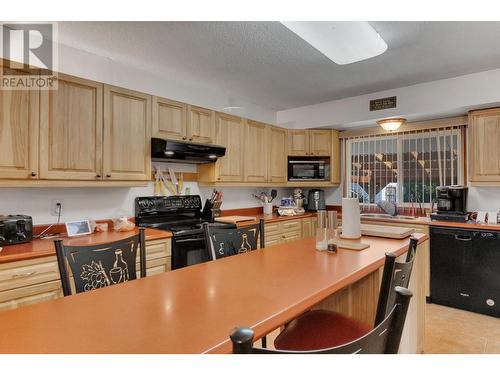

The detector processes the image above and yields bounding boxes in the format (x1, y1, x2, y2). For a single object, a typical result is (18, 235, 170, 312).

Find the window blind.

(345, 125, 465, 210)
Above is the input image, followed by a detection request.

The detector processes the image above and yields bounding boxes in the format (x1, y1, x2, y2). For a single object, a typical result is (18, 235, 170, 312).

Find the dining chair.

(54, 228, 146, 296)
(230, 286, 413, 354)
(273, 236, 419, 351)
(203, 218, 266, 346)
(203, 219, 265, 261)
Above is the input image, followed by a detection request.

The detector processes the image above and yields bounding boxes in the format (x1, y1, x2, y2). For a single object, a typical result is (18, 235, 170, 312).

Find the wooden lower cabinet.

(264, 217, 316, 247)
(0, 238, 171, 312)
(313, 234, 427, 354)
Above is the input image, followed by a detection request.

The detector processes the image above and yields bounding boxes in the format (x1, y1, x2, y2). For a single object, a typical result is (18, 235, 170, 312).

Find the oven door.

(171, 233, 209, 270)
(288, 160, 325, 180)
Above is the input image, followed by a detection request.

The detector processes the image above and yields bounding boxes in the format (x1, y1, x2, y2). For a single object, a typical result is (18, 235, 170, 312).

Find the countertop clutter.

(0, 227, 171, 264)
(0, 234, 427, 354)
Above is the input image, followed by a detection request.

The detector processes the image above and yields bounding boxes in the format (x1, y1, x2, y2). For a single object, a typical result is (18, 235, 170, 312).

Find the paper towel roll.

(341, 198, 361, 239)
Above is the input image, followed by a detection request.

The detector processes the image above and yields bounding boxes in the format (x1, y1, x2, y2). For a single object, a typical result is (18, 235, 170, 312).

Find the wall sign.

(370, 96, 397, 111)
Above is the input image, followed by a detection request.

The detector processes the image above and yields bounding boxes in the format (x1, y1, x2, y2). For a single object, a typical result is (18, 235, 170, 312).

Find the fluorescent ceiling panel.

(281, 21, 388, 65)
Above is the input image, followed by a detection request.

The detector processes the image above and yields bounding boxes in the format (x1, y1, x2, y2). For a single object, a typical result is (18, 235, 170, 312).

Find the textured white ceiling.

(56, 21, 500, 111)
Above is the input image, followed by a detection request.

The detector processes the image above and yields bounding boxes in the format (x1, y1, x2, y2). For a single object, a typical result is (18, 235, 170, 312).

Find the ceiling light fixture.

(280, 21, 387, 65)
(377, 118, 406, 132)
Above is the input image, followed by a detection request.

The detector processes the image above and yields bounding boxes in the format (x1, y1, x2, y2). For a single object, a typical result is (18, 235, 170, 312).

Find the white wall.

(467, 187, 500, 212)
(0, 182, 293, 225)
(277, 68, 500, 130)
(0, 159, 293, 224)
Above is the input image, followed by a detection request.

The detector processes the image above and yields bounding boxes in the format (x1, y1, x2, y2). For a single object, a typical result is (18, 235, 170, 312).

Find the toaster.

(0, 215, 33, 245)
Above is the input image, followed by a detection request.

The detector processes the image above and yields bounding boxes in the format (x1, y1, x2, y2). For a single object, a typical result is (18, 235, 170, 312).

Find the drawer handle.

(12, 271, 36, 278)
(455, 235, 472, 241)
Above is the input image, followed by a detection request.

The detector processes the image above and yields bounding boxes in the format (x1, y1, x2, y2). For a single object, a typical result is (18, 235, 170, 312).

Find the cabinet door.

(331, 130, 341, 184)
(40, 74, 103, 180)
(288, 130, 309, 156)
(0, 68, 39, 179)
(215, 113, 244, 182)
(103, 85, 151, 181)
(302, 218, 312, 238)
(310, 130, 332, 156)
(469, 110, 500, 183)
(268, 126, 288, 182)
(244, 120, 268, 182)
(152, 96, 187, 141)
(187, 105, 215, 144)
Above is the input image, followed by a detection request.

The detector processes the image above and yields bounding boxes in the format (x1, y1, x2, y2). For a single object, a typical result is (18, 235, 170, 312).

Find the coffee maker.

(306, 189, 326, 211)
(431, 185, 468, 222)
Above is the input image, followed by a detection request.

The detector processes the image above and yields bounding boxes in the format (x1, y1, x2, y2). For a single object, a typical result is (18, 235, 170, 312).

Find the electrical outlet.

(50, 199, 64, 217)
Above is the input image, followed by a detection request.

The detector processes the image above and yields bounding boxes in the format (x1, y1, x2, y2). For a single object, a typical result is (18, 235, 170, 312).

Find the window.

(346, 126, 465, 208)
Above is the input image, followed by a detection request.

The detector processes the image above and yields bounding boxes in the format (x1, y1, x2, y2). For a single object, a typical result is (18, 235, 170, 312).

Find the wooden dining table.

(0, 234, 427, 353)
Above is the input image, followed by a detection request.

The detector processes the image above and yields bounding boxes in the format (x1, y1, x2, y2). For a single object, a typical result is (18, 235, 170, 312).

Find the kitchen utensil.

(168, 168, 179, 194)
(154, 170, 160, 196)
(178, 173, 184, 195)
(270, 189, 277, 203)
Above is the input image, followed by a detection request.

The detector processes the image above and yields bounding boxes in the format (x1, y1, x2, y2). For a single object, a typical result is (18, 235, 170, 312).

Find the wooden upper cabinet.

(187, 105, 215, 144)
(469, 108, 500, 184)
(331, 130, 341, 185)
(152, 96, 187, 141)
(288, 130, 310, 156)
(244, 120, 268, 182)
(40, 74, 103, 180)
(103, 85, 152, 181)
(0, 67, 39, 179)
(268, 126, 287, 182)
(310, 130, 332, 156)
(215, 113, 244, 182)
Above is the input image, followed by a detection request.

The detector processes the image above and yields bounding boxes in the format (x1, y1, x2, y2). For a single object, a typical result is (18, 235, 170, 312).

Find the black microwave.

(288, 158, 329, 181)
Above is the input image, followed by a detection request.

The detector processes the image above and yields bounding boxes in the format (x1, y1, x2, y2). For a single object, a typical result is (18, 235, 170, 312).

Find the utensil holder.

(201, 200, 222, 222)
(263, 202, 273, 215)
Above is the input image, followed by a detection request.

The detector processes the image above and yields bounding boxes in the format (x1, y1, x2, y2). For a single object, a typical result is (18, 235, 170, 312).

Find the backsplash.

(0, 184, 342, 225)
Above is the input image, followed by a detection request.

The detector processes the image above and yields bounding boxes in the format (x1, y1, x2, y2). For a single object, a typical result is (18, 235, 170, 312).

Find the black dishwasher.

(430, 226, 500, 317)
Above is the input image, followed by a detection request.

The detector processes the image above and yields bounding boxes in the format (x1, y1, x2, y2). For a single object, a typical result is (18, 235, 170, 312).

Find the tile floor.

(424, 303, 500, 354)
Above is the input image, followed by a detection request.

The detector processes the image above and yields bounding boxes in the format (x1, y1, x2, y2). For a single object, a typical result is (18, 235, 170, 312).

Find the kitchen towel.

(341, 197, 361, 239)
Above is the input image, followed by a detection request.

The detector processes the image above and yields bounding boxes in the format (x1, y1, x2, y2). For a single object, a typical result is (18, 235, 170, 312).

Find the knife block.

(201, 200, 222, 222)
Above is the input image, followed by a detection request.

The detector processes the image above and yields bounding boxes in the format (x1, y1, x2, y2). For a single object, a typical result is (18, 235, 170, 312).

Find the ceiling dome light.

(377, 118, 406, 131)
(280, 21, 387, 65)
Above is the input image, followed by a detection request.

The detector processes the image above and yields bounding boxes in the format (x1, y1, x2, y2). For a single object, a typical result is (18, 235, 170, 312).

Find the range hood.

(151, 138, 226, 164)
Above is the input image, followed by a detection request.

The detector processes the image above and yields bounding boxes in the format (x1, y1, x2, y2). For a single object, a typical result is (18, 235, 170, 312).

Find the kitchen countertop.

(0, 233, 427, 354)
(2, 209, 497, 265)
(0, 228, 172, 264)
(359, 214, 500, 231)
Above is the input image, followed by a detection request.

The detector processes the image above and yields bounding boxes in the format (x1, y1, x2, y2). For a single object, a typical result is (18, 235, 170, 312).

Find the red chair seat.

(274, 310, 372, 351)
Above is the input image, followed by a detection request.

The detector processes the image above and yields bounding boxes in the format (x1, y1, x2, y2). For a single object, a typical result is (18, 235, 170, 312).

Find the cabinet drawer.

(281, 220, 301, 231)
(0, 259, 60, 291)
(283, 233, 301, 243)
(265, 222, 281, 235)
(265, 237, 282, 247)
(0, 288, 63, 312)
(0, 279, 62, 303)
(145, 239, 171, 257)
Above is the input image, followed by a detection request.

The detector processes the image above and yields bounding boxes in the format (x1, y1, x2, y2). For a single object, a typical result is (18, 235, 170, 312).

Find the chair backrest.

(374, 236, 419, 326)
(203, 219, 265, 261)
(55, 228, 146, 296)
(230, 286, 413, 354)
